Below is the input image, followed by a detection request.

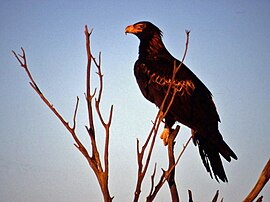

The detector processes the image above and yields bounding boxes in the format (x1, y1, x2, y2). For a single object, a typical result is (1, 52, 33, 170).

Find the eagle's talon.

(160, 128, 170, 146)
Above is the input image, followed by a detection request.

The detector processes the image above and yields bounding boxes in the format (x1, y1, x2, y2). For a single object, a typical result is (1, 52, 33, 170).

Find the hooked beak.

(125, 25, 135, 35)
(125, 24, 143, 35)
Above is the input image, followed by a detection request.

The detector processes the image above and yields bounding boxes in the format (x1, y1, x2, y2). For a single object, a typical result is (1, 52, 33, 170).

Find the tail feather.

(193, 130, 237, 182)
(198, 140, 228, 182)
(218, 139, 238, 162)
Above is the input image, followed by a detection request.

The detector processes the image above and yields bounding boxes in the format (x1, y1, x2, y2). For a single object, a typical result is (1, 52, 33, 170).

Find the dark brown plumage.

(125, 21, 237, 182)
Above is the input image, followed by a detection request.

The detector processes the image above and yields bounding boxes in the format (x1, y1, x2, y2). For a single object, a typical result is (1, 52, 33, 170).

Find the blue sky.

(1, 0, 269, 201)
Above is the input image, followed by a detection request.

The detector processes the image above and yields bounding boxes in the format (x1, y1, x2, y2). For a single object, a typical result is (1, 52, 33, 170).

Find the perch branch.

(146, 131, 192, 202)
(146, 126, 181, 202)
(166, 126, 180, 202)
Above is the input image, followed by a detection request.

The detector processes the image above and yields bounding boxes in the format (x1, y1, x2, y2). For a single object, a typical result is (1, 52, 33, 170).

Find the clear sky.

(1, 0, 269, 201)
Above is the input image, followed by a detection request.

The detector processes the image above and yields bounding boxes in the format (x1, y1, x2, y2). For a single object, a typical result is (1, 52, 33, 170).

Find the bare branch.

(13, 25, 113, 202)
(72, 96, 80, 130)
(148, 163, 157, 197)
(174, 136, 192, 169)
(107, 105, 114, 126)
(166, 126, 180, 202)
(146, 169, 165, 202)
(148, 127, 181, 201)
(182, 30, 190, 63)
(188, 190, 194, 202)
(95, 52, 103, 103)
(212, 190, 219, 202)
(243, 159, 270, 202)
(85, 25, 96, 135)
(90, 47, 113, 178)
(84, 25, 113, 201)
(13, 48, 82, 145)
(12, 48, 41, 93)
(146, 127, 193, 202)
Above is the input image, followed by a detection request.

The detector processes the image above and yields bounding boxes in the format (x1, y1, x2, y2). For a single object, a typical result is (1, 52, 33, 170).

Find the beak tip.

(125, 25, 133, 35)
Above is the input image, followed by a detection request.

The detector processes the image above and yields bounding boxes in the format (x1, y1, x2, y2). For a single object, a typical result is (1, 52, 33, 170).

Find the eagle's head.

(125, 21, 162, 41)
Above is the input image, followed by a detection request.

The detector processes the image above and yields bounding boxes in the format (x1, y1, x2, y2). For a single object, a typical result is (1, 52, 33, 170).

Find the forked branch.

(13, 25, 113, 202)
(147, 129, 192, 202)
(12, 49, 86, 152)
(84, 25, 113, 201)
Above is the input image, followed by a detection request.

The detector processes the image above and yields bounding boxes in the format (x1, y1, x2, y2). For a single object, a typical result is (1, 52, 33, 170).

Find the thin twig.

(91, 49, 113, 176)
(72, 96, 80, 130)
(212, 190, 219, 202)
(148, 163, 157, 197)
(85, 25, 96, 136)
(188, 190, 193, 202)
(12, 49, 85, 150)
(95, 52, 103, 103)
(12, 48, 41, 93)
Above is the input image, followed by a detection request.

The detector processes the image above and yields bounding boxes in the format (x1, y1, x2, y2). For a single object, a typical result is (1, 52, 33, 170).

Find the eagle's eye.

(138, 24, 146, 29)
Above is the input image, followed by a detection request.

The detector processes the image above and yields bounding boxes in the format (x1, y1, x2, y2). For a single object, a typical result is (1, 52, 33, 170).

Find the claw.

(160, 128, 170, 146)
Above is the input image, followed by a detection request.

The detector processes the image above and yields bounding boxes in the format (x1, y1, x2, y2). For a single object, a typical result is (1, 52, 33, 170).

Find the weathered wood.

(243, 159, 270, 202)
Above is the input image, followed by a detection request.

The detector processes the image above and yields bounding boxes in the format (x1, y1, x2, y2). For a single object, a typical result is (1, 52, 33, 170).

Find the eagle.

(125, 21, 237, 182)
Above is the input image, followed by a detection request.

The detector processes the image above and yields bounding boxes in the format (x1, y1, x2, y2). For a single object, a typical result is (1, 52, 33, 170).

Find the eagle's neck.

(138, 33, 169, 59)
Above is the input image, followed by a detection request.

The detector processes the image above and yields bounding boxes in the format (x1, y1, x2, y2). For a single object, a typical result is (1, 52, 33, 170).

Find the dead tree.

(13, 26, 113, 202)
(13, 25, 269, 202)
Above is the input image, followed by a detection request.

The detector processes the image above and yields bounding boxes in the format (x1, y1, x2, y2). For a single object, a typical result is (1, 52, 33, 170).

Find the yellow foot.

(160, 128, 170, 146)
